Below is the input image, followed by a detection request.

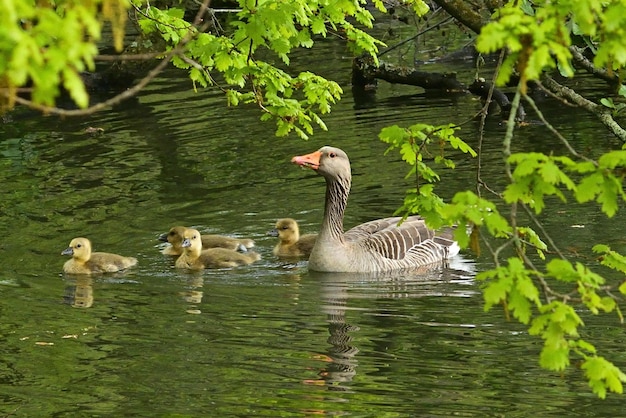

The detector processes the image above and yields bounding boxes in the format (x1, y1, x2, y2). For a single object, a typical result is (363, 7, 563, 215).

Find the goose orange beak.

(291, 150, 321, 170)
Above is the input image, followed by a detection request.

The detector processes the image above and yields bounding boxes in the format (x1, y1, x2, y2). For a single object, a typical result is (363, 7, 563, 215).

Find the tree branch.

(352, 55, 466, 92)
(569, 46, 620, 87)
(431, 0, 487, 34)
(541, 75, 626, 143)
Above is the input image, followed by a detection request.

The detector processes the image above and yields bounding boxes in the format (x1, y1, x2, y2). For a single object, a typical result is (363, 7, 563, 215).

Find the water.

(2, 29, 626, 416)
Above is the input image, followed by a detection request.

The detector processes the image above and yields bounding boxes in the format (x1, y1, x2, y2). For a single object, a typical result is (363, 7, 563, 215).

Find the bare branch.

(570, 46, 620, 87)
(7, 51, 172, 116)
(541, 75, 626, 143)
(431, 0, 487, 34)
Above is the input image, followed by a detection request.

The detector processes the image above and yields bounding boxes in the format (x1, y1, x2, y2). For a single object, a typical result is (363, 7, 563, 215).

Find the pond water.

(1, 24, 626, 417)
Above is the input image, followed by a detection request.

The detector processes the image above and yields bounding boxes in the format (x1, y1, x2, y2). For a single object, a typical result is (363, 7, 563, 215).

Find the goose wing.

(345, 216, 451, 260)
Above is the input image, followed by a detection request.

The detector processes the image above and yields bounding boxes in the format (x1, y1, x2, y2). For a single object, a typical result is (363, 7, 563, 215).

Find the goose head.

(62, 237, 92, 262)
(291, 146, 351, 184)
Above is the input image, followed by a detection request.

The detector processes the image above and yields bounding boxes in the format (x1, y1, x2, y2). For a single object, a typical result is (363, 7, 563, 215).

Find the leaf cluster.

(134, 0, 431, 138)
(0, 0, 128, 109)
(382, 117, 626, 397)
(476, 0, 626, 92)
(504, 151, 626, 217)
(379, 122, 476, 215)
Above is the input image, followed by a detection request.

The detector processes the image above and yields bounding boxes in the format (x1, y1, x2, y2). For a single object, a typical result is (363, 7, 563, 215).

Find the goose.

(175, 228, 261, 270)
(291, 146, 459, 273)
(62, 237, 138, 275)
(267, 218, 318, 258)
(159, 226, 254, 255)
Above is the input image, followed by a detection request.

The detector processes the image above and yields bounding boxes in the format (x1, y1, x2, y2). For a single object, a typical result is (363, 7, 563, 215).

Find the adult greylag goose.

(62, 237, 138, 275)
(159, 226, 254, 255)
(291, 146, 459, 273)
(267, 218, 317, 258)
(175, 228, 261, 270)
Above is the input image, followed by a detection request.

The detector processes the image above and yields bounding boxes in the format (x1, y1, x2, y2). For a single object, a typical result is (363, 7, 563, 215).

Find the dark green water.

(1, 34, 626, 416)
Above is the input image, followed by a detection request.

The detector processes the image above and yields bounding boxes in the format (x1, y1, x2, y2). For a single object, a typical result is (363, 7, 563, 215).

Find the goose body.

(62, 237, 138, 275)
(175, 228, 261, 270)
(291, 146, 459, 273)
(159, 226, 254, 255)
(267, 218, 317, 258)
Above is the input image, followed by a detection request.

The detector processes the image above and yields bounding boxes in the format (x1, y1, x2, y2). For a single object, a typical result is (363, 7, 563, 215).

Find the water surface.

(1, 28, 626, 416)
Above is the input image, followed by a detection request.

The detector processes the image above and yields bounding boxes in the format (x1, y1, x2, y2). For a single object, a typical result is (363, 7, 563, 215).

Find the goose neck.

(321, 175, 350, 241)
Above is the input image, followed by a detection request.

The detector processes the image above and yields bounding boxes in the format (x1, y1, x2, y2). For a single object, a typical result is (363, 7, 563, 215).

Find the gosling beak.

(181, 238, 192, 248)
(267, 228, 279, 237)
(158, 233, 169, 242)
(62, 247, 74, 256)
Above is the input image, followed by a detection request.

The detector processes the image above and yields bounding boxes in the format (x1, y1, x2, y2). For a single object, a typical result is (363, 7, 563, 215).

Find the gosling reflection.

(180, 272, 205, 314)
(63, 276, 94, 308)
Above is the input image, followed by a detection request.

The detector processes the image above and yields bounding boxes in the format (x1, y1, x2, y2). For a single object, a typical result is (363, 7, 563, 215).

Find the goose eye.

(329, 152, 336, 158)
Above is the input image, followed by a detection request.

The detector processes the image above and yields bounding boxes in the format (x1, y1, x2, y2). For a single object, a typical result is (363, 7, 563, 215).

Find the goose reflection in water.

(317, 275, 360, 390)
(307, 257, 476, 391)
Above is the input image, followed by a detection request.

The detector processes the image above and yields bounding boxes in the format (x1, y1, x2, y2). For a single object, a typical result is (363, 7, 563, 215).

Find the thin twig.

(476, 49, 506, 198)
(379, 14, 454, 57)
(519, 202, 567, 260)
(9, 52, 173, 116)
(524, 94, 596, 164)
(95, 52, 166, 61)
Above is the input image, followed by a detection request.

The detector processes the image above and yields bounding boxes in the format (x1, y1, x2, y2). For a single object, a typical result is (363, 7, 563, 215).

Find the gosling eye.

(281, 226, 289, 230)
(76, 244, 82, 248)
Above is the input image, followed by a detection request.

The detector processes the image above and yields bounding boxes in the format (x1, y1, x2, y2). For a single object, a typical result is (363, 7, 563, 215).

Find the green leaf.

(581, 356, 626, 398)
(62, 68, 88, 108)
(540, 337, 570, 371)
(601, 97, 616, 109)
(545, 258, 577, 282)
(508, 286, 533, 324)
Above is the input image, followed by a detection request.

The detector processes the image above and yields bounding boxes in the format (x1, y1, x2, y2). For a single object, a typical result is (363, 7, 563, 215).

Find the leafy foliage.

(133, 0, 402, 138)
(0, 0, 128, 109)
(379, 122, 476, 218)
(476, 0, 626, 92)
(379, 84, 626, 395)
